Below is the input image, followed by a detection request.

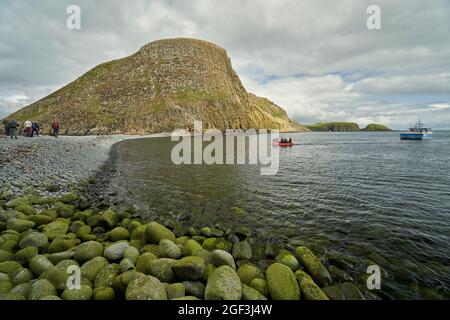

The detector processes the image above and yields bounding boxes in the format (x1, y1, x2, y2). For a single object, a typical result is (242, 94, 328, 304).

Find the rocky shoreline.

(0, 135, 379, 300)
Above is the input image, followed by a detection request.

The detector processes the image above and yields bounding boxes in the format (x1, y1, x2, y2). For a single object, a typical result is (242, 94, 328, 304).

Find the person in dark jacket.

(2, 120, 9, 137)
(8, 120, 19, 139)
(52, 120, 60, 137)
(32, 122, 40, 137)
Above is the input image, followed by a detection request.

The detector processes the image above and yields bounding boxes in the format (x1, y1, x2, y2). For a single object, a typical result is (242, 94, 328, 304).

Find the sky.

(0, 0, 449, 129)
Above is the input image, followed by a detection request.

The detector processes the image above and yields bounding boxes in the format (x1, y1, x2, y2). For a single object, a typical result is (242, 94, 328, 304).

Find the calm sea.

(109, 131, 450, 299)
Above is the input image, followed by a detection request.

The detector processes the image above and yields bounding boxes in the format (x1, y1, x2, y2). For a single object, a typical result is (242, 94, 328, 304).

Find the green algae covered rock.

(135, 252, 157, 273)
(237, 263, 265, 285)
(61, 285, 92, 300)
(27, 214, 53, 226)
(250, 278, 268, 296)
(92, 286, 115, 300)
(18, 232, 48, 251)
(182, 281, 206, 298)
(6, 197, 31, 209)
(145, 222, 176, 244)
(0, 249, 13, 263)
(266, 263, 300, 300)
(10, 268, 33, 285)
(29, 279, 57, 300)
(242, 283, 267, 300)
(276, 250, 299, 271)
(299, 278, 329, 300)
(15, 204, 36, 216)
(104, 241, 129, 261)
(10, 282, 32, 299)
(110, 227, 130, 242)
(294, 268, 314, 284)
(232, 241, 252, 260)
(28, 255, 52, 275)
(160, 239, 182, 259)
(48, 238, 78, 254)
(173, 256, 205, 281)
(166, 283, 186, 299)
(101, 209, 118, 229)
(295, 246, 332, 287)
(113, 270, 145, 294)
(205, 265, 242, 300)
(74, 241, 104, 263)
(94, 263, 120, 288)
(14, 246, 38, 265)
(146, 258, 177, 283)
(340, 282, 365, 300)
(125, 275, 167, 300)
(182, 239, 203, 256)
(123, 246, 140, 264)
(81, 256, 109, 283)
(211, 250, 236, 270)
(6, 219, 35, 233)
(42, 221, 69, 240)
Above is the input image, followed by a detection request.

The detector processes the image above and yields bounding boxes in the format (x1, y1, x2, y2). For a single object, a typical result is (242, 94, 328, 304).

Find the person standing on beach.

(2, 120, 9, 137)
(9, 120, 19, 139)
(32, 121, 40, 137)
(24, 120, 32, 137)
(52, 119, 60, 137)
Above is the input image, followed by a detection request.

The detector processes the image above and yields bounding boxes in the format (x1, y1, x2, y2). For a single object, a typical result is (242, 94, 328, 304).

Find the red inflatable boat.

(272, 141, 294, 147)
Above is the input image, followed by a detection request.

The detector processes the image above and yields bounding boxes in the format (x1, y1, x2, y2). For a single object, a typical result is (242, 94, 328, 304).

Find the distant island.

(306, 122, 391, 132)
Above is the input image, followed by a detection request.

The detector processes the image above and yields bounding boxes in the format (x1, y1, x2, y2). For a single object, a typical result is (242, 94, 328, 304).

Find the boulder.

(145, 222, 176, 244)
(92, 286, 115, 300)
(182, 239, 203, 256)
(250, 278, 268, 296)
(146, 258, 177, 283)
(125, 275, 167, 300)
(173, 256, 205, 281)
(74, 241, 104, 263)
(14, 246, 38, 265)
(123, 246, 140, 264)
(110, 227, 130, 242)
(29, 279, 57, 300)
(299, 278, 329, 300)
(242, 283, 267, 300)
(295, 246, 332, 287)
(211, 250, 236, 270)
(29, 255, 53, 276)
(160, 239, 182, 259)
(42, 221, 69, 240)
(61, 285, 93, 300)
(205, 266, 242, 300)
(81, 256, 109, 283)
(232, 241, 252, 260)
(6, 219, 35, 233)
(237, 263, 265, 285)
(104, 242, 129, 261)
(322, 285, 345, 300)
(276, 250, 299, 271)
(166, 283, 186, 299)
(340, 282, 366, 300)
(266, 263, 300, 300)
(18, 232, 48, 251)
(135, 252, 157, 273)
(182, 281, 206, 299)
(94, 263, 120, 288)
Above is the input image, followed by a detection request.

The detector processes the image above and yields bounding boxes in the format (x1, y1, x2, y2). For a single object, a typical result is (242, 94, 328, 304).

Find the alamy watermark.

(66, 5, 81, 30)
(366, 264, 382, 290)
(367, 5, 381, 30)
(171, 121, 280, 175)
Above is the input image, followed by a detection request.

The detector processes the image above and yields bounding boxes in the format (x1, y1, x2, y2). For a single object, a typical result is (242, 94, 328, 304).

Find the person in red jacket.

(52, 119, 60, 137)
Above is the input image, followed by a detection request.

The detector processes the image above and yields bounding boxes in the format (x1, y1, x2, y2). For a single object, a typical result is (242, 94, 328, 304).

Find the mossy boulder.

(29, 279, 57, 300)
(14, 204, 36, 216)
(232, 241, 252, 260)
(0, 249, 13, 263)
(135, 252, 157, 273)
(295, 246, 332, 287)
(182, 239, 203, 256)
(294, 269, 314, 284)
(141, 244, 162, 257)
(166, 283, 186, 299)
(6, 197, 31, 209)
(110, 227, 130, 242)
(201, 227, 224, 238)
(39, 264, 73, 291)
(10, 282, 32, 299)
(48, 238, 78, 253)
(10, 268, 33, 285)
(242, 283, 267, 300)
(94, 263, 120, 288)
(113, 270, 145, 294)
(173, 256, 205, 281)
(211, 250, 236, 270)
(48, 251, 75, 265)
(276, 250, 299, 271)
(81, 256, 109, 283)
(145, 222, 176, 244)
(340, 282, 365, 300)
(125, 275, 167, 300)
(54, 203, 76, 218)
(0, 239, 17, 253)
(92, 286, 115, 300)
(18, 232, 48, 251)
(119, 258, 135, 273)
(101, 209, 118, 229)
(0, 279, 13, 293)
(61, 192, 80, 204)
(0, 261, 22, 274)
(42, 221, 69, 240)
(27, 215, 53, 226)
(266, 263, 300, 300)
(123, 246, 140, 265)
(74, 241, 104, 263)
(205, 266, 242, 300)
(299, 278, 329, 300)
(160, 239, 182, 259)
(182, 281, 206, 298)
(146, 258, 177, 283)
(61, 285, 92, 300)
(237, 263, 265, 285)
(29, 255, 53, 276)
(6, 219, 35, 232)
(250, 278, 268, 296)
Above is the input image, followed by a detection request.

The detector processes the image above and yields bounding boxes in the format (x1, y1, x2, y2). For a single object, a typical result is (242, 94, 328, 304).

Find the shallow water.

(111, 131, 450, 299)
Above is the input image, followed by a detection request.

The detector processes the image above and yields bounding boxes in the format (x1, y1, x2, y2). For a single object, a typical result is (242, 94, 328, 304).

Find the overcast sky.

(1, 0, 449, 129)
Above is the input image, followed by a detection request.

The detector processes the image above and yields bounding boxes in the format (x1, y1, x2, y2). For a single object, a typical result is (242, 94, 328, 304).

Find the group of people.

(2, 119, 60, 139)
(280, 137, 293, 143)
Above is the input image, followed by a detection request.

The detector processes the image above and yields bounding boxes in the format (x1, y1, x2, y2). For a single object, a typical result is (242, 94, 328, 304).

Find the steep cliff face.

(5, 38, 306, 135)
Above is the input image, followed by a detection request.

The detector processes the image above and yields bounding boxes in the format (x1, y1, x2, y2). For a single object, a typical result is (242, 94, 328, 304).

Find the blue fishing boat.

(400, 120, 432, 140)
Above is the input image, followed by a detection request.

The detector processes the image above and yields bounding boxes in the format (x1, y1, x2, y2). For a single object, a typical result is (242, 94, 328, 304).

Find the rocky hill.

(4, 38, 306, 135)
(360, 124, 391, 131)
(306, 122, 360, 132)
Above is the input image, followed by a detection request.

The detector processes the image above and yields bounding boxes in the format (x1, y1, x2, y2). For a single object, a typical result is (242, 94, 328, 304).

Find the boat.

(400, 120, 432, 140)
(272, 141, 294, 147)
